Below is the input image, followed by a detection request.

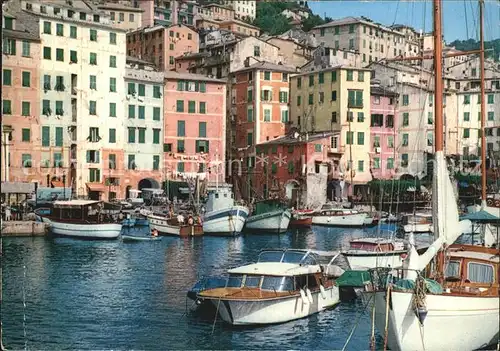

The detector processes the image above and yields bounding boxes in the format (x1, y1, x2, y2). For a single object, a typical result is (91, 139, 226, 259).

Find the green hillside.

(449, 38, 500, 62)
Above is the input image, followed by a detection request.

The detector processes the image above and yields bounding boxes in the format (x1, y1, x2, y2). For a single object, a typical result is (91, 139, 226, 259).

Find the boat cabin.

(348, 238, 406, 252)
(49, 200, 113, 223)
(205, 187, 235, 212)
(318, 209, 360, 217)
(252, 199, 287, 215)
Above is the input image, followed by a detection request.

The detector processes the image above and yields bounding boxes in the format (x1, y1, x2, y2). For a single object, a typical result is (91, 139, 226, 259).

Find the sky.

(308, 0, 500, 42)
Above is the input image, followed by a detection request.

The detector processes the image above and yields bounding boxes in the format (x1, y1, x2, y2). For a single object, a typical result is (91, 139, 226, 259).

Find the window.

(402, 112, 409, 126)
(198, 101, 206, 114)
(137, 84, 145, 97)
(297, 77, 302, 88)
(89, 75, 97, 90)
(309, 75, 314, 86)
(153, 86, 162, 98)
(153, 129, 160, 144)
(4, 16, 13, 29)
(464, 94, 470, 104)
(297, 96, 301, 106)
(109, 103, 116, 117)
(70, 50, 77, 63)
(464, 128, 470, 138)
(402, 134, 409, 146)
(247, 132, 253, 146)
(349, 38, 354, 49)
(128, 155, 135, 170)
(2, 100, 11, 114)
(177, 121, 185, 136)
(427, 112, 433, 124)
(22, 128, 31, 142)
(331, 112, 337, 123)
(128, 127, 135, 143)
(358, 160, 364, 172)
(21, 71, 31, 87)
(282, 73, 288, 82)
(90, 29, 97, 41)
(55, 101, 64, 115)
(109, 128, 116, 143)
(279, 91, 288, 103)
(42, 100, 50, 115)
(43, 21, 51, 34)
(358, 71, 364, 82)
(401, 154, 408, 167)
(488, 112, 494, 121)
(128, 82, 136, 95)
(427, 133, 433, 146)
(52, 152, 62, 168)
(110, 32, 116, 44)
(281, 110, 289, 123)
(463, 112, 470, 121)
(357, 112, 364, 122)
(247, 107, 253, 122)
(109, 55, 116, 68)
(347, 90, 363, 108)
(53, 126, 63, 146)
(22, 154, 32, 168)
(387, 158, 394, 169)
(177, 140, 185, 153)
(22, 41, 30, 57)
(196, 140, 209, 153)
(56, 23, 64, 36)
(89, 101, 97, 115)
(318, 72, 324, 84)
(467, 262, 494, 284)
(253, 45, 260, 56)
(128, 105, 135, 118)
(199, 122, 207, 137)
(119, 13, 124, 21)
(138, 106, 145, 119)
(70, 26, 77, 38)
(346, 70, 353, 81)
(3, 39, 16, 55)
(346, 131, 354, 144)
(138, 128, 145, 143)
(402, 94, 409, 106)
(169, 56, 174, 65)
(264, 109, 271, 122)
(55, 48, 64, 62)
(153, 107, 161, 121)
(43, 46, 51, 59)
(153, 155, 160, 171)
(177, 162, 184, 172)
(319, 92, 324, 103)
(21, 101, 30, 116)
(109, 153, 116, 169)
(42, 126, 50, 147)
(188, 100, 196, 113)
(357, 132, 364, 145)
(487, 94, 494, 104)
(264, 71, 271, 80)
(2, 69, 11, 85)
(89, 52, 97, 65)
(308, 94, 314, 105)
(109, 78, 116, 92)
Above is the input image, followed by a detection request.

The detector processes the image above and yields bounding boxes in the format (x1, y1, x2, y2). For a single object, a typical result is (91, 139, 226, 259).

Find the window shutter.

(96, 151, 100, 163)
(86, 150, 90, 162)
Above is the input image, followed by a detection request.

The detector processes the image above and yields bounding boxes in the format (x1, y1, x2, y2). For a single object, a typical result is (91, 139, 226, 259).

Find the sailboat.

(368, 1, 500, 350)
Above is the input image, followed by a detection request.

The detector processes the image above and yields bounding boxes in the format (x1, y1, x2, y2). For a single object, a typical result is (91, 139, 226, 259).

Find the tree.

(449, 38, 500, 62)
(301, 14, 326, 32)
(253, 2, 292, 35)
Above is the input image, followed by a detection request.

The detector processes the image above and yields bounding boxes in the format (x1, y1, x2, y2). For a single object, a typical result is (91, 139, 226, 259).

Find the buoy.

(400, 253, 408, 260)
(306, 288, 314, 303)
(319, 285, 327, 299)
(299, 288, 309, 305)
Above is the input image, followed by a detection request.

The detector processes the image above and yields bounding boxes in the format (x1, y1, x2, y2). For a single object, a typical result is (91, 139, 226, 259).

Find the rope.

(23, 264, 27, 351)
(341, 294, 374, 351)
(211, 296, 222, 335)
(383, 284, 391, 351)
(370, 291, 377, 351)
(412, 274, 427, 350)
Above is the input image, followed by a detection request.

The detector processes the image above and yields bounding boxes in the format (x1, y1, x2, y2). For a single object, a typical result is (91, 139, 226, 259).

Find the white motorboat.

(342, 237, 407, 270)
(202, 186, 248, 236)
(245, 200, 291, 233)
(196, 249, 343, 325)
(402, 211, 433, 233)
(34, 200, 122, 239)
(312, 207, 367, 227)
(148, 213, 203, 237)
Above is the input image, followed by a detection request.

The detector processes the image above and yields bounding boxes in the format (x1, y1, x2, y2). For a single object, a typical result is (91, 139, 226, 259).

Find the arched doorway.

(138, 178, 160, 190)
(125, 185, 132, 200)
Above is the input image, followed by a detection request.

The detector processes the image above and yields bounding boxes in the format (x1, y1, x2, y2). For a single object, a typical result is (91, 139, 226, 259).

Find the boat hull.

(122, 235, 161, 242)
(372, 290, 499, 351)
(203, 206, 248, 236)
(245, 210, 291, 233)
(403, 223, 432, 233)
(40, 217, 122, 239)
(343, 251, 406, 270)
(206, 286, 339, 325)
(312, 213, 367, 227)
(149, 216, 203, 236)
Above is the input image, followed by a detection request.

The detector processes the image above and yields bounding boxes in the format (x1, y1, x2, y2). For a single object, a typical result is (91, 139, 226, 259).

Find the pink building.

(1, 9, 44, 185)
(138, 0, 197, 28)
(163, 71, 226, 183)
(370, 85, 399, 179)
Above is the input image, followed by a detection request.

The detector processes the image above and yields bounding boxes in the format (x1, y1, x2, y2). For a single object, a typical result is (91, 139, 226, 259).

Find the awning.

(460, 210, 500, 223)
(1, 181, 35, 194)
(51, 181, 64, 187)
(86, 183, 106, 192)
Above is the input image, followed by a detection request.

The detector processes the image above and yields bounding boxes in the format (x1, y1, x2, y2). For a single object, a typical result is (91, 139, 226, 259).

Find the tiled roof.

(97, 3, 144, 12)
(259, 132, 338, 146)
(232, 61, 298, 74)
(370, 85, 399, 97)
(2, 0, 40, 41)
(175, 52, 210, 60)
(164, 71, 226, 83)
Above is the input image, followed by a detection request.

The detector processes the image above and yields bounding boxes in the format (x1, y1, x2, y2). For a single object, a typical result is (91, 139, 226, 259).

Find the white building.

(223, 0, 256, 21)
(24, 0, 127, 198)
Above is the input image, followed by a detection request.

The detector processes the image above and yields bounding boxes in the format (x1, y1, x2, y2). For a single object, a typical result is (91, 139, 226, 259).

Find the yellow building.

(289, 66, 373, 185)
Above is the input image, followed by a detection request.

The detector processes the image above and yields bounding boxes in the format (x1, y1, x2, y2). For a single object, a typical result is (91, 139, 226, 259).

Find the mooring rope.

(383, 284, 391, 351)
(341, 293, 374, 351)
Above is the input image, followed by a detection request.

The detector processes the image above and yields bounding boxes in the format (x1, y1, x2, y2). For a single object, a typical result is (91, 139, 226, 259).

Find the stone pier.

(1, 221, 48, 237)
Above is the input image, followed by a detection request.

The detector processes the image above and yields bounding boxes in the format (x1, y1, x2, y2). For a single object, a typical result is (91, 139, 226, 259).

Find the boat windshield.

(261, 276, 294, 291)
(282, 251, 309, 264)
(258, 250, 317, 265)
(244, 275, 261, 288)
(258, 251, 284, 262)
(227, 274, 243, 288)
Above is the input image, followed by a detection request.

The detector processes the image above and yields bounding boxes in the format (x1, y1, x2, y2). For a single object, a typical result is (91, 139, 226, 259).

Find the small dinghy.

(122, 235, 161, 242)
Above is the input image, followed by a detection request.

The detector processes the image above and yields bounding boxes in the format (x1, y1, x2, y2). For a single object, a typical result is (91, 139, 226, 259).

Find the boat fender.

(400, 253, 408, 260)
(299, 288, 309, 305)
(319, 285, 327, 299)
(306, 288, 313, 303)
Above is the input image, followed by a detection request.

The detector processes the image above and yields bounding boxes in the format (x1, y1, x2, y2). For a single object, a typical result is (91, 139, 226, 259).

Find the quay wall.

(1, 221, 48, 237)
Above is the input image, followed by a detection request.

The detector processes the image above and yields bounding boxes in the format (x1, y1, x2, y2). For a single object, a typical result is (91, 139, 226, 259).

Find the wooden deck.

(199, 287, 295, 300)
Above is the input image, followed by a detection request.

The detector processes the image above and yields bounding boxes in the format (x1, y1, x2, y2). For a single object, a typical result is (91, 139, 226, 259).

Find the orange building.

(1, 9, 44, 185)
(163, 71, 227, 183)
(127, 24, 198, 71)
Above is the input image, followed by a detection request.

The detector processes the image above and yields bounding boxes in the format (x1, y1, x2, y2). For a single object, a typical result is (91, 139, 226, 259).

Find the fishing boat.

(341, 236, 407, 270)
(194, 249, 343, 325)
(368, 3, 500, 349)
(202, 186, 249, 236)
(148, 213, 203, 237)
(34, 200, 122, 239)
(122, 235, 161, 242)
(289, 209, 313, 227)
(312, 208, 367, 227)
(244, 200, 291, 233)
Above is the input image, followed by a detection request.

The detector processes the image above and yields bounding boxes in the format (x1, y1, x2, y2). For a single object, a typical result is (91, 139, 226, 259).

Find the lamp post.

(62, 171, 66, 200)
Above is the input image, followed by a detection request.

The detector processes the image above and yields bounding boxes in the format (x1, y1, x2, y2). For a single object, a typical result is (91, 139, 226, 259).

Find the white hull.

(245, 210, 291, 233)
(148, 216, 181, 236)
(343, 251, 406, 270)
(312, 213, 367, 227)
(372, 290, 499, 351)
(203, 206, 249, 235)
(403, 223, 432, 233)
(208, 286, 339, 325)
(364, 216, 374, 225)
(40, 217, 122, 239)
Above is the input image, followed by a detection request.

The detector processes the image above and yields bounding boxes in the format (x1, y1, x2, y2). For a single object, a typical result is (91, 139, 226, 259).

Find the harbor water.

(2, 225, 398, 350)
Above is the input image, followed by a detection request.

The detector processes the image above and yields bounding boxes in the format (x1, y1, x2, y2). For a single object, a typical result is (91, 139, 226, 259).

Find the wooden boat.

(122, 235, 161, 242)
(312, 208, 367, 227)
(195, 249, 344, 325)
(289, 209, 313, 227)
(202, 187, 248, 236)
(368, 3, 499, 349)
(148, 213, 203, 237)
(341, 236, 407, 270)
(244, 200, 291, 233)
(34, 200, 122, 239)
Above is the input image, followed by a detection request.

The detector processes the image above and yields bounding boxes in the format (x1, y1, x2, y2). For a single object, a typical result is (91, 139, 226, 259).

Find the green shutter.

(138, 128, 145, 143)
(188, 100, 196, 113)
(128, 105, 135, 118)
(176, 100, 184, 112)
(109, 128, 116, 143)
(153, 129, 160, 144)
(357, 132, 364, 145)
(22, 71, 30, 87)
(22, 128, 31, 142)
(177, 121, 185, 136)
(138, 84, 145, 96)
(199, 102, 206, 114)
(153, 155, 160, 170)
(199, 122, 207, 137)
(109, 103, 116, 117)
(138, 106, 145, 119)
(55, 127, 63, 146)
(22, 101, 30, 116)
(177, 81, 184, 91)
(200, 82, 206, 93)
(3, 69, 12, 85)
(128, 128, 135, 143)
(153, 107, 161, 120)
(42, 126, 50, 146)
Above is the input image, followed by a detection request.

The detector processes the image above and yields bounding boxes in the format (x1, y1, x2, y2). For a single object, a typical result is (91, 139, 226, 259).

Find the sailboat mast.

(433, 0, 444, 152)
(479, 0, 487, 202)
